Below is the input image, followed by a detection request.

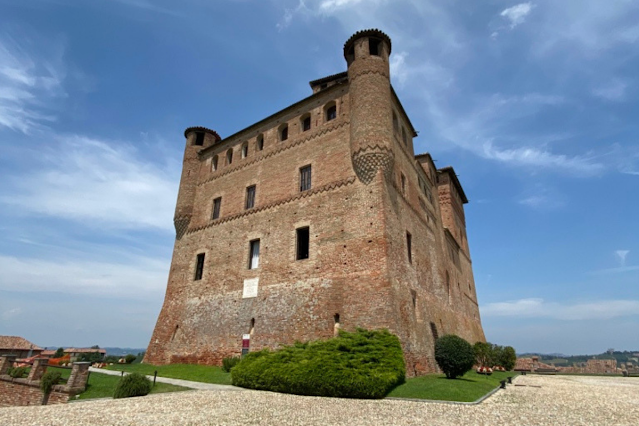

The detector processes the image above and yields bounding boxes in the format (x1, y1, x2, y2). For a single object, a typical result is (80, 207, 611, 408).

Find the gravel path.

(88, 367, 243, 391)
(1, 375, 637, 425)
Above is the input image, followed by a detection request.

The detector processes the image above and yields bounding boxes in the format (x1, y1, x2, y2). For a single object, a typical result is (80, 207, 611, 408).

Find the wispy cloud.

(482, 298, 639, 320)
(500, 3, 535, 29)
(517, 186, 565, 210)
(0, 135, 179, 231)
(615, 250, 630, 266)
(2, 307, 22, 320)
(0, 30, 66, 133)
(0, 253, 168, 299)
(592, 79, 628, 102)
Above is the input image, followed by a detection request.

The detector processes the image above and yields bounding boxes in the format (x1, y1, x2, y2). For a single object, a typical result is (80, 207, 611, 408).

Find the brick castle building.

(144, 29, 485, 375)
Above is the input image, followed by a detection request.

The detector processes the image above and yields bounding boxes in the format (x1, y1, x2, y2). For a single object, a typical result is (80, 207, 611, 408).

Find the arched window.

(300, 114, 311, 132)
(211, 155, 218, 171)
(226, 148, 233, 165)
(279, 124, 288, 141)
(325, 102, 337, 122)
(249, 318, 255, 335)
(333, 313, 340, 336)
(256, 134, 264, 151)
(241, 142, 248, 159)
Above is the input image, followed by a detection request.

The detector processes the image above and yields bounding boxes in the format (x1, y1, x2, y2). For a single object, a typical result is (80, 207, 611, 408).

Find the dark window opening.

(406, 232, 412, 264)
(280, 125, 288, 141)
(430, 322, 439, 341)
(212, 197, 221, 220)
(171, 325, 179, 342)
(245, 185, 256, 209)
(411, 290, 417, 308)
(226, 149, 233, 165)
(211, 155, 218, 171)
(194, 132, 204, 146)
(257, 135, 264, 151)
(194, 253, 205, 280)
(392, 112, 398, 133)
(296, 227, 310, 260)
(248, 239, 260, 269)
(326, 105, 337, 121)
(369, 38, 381, 56)
(300, 165, 312, 192)
(249, 318, 255, 334)
(334, 313, 341, 336)
(302, 116, 311, 131)
(400, 173, 406, 194)
(241, 143, 248, 158)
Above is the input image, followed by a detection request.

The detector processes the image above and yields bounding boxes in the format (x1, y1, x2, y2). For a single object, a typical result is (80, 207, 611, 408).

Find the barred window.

(300, 165, 312, 192)
(248, 240, 260, 270)
(212, 197, 222, 220)
(194, 253, 205, 280)
(301, 115, 311, 132)
(245, 185, 256, 209)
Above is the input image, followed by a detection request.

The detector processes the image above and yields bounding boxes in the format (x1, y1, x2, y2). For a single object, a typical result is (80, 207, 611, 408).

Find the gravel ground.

(1, 375, 637, 425)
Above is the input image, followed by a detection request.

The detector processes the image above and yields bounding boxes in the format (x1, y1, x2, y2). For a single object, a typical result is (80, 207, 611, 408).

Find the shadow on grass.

(436, 377, 477, 383)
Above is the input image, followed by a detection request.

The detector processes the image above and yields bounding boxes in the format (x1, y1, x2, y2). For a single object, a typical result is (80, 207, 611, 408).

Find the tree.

(435, 335, 475, 379)
(499, 346, 517, 371)
(473, 342, 494, 367)
(53, 347, 64, 358)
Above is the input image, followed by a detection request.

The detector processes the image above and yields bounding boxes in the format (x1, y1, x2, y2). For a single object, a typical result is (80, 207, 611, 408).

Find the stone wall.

(0, 355, 89, 407)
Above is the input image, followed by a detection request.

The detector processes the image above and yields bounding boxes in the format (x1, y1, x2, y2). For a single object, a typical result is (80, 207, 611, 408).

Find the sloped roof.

(0, 336, 43, 351)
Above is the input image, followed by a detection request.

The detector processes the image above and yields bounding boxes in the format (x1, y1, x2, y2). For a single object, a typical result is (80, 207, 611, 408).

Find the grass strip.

(388, 371, 516, 402)
(49, 367, 189, 400)
(105, 363, 232, 385)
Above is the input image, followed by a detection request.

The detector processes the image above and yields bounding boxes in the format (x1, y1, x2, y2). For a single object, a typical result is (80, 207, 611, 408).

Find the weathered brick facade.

(145, 29, 485, 375)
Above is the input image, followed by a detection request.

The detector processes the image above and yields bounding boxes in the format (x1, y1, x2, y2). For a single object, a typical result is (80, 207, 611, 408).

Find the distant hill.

(103, 347, 146, 356)
(518, 350, 639, 367)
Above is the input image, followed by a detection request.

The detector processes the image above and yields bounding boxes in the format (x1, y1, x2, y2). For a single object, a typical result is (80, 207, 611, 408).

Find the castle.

(144, 29, 485, 375)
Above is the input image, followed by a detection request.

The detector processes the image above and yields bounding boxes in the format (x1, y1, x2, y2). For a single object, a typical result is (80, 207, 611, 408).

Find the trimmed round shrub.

(40, 371, 61, 394)
(435, 334, 475, 379)
(113, 373, 152, 399)
(231, 328, 405, 399)
(222, 356, 241, 372)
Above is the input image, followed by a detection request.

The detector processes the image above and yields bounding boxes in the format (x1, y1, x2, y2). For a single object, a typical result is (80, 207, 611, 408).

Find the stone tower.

(144, 29, 485, 375)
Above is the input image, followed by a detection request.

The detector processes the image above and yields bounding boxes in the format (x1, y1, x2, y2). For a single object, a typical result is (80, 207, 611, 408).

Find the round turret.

(344, 29, 394, 185)
(174, 126, 221, 239)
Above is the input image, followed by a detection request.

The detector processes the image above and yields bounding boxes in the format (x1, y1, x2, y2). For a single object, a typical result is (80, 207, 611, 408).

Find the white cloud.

(482, 298, 639, 320)
(0, 31, 66, 134)
(2, 307, 22, 320)
(500, 2, 535, 29)
(0, 254, 168, 300)
(0, 135, 180, 231)
(319, 0, 365, 13)
(481, 141, 604, 176)
(592, 79, 628, 101)
(615, 250, 630, 266)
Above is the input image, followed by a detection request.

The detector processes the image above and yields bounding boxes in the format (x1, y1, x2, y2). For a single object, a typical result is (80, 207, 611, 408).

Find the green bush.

(473, 342, 517, 371)
(473, 342, 495, 367)
(53, 347, 65, 358)
(124, 354, 137, 364)
(435, 335, 475, 379)
(222, 357, 241, 372)
(113, 373, 152, 399)
(231, 328, 405, 399)
(40, 371, 61, 394)
(7, 366, 27, 378)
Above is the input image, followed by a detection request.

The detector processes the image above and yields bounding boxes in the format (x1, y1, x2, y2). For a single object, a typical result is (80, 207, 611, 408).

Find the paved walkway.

(88, 367, 244, 391)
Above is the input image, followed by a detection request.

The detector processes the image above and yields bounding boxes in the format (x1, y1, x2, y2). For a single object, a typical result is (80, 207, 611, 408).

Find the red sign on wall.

(242, 334, 250, 356)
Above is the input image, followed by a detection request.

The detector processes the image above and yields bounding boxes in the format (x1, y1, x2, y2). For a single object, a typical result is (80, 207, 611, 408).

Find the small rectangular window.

(194, 253, 205, 280)
(406, 232, 412, 264)
(212, 197, 222, 220)
(248, 240, 260, 269)
(296, 227, 310, 260)
(245, 185, 256, 209)
(430, 322, 439, 341)
(302, 116, 311, 131)
(194, 132, 204, 146)
(300, 165, 312, 192)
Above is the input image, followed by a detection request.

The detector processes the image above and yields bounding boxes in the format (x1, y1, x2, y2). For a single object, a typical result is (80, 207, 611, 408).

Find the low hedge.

(113, 373, 152, 399)
(231, 328, 405, 399)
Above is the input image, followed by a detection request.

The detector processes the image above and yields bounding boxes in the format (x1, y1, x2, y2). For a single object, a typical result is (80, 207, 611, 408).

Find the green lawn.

(105, 363, 232, 385)
(388, 371, 516, 402)
(49, 367, 189, 400)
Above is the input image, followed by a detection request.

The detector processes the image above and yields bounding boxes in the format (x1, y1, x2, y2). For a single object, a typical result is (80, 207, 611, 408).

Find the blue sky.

(0, 0, 637, 355)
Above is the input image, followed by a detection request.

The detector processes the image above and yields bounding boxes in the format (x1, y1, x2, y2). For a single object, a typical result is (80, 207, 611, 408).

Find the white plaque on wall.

(242, 278, 259, 298)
